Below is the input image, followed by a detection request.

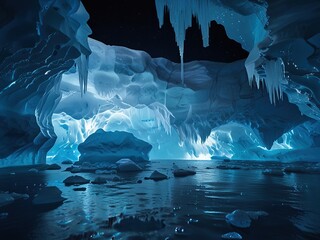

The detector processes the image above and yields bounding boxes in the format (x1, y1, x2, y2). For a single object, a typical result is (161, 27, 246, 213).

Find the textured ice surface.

(1, 0, 320, 166)
(0, 0, 91, 167)
(46, 38, 319, 162)
(155, 0, 320, 107)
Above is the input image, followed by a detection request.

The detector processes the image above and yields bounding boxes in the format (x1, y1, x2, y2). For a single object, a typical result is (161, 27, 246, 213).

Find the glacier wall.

(1, 0, 320, 166)
(47, 38, 315, 162)
(0, 0, 91, 167)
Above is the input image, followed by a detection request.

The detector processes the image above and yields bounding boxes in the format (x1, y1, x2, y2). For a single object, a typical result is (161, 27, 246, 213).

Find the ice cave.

(0, 0, 320, 239)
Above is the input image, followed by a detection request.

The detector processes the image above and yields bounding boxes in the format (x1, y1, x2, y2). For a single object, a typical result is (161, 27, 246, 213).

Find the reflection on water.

(0, 160, 320, 239)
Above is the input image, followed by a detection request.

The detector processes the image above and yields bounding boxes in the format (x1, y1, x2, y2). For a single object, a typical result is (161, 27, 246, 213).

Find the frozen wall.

(1, 0, 320, 166)
(48, 38, 312, 162)
(0, 0, 91, 167)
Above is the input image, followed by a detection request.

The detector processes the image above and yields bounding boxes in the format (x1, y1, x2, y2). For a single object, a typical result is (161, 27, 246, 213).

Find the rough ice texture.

(155, 0, 320, 107)
(49, 38, 314, 162)
(78, 129, 152, 163)
(1, 0, 320, 166)
(0, 0, 91, 167)
(116, 159, 143, 172)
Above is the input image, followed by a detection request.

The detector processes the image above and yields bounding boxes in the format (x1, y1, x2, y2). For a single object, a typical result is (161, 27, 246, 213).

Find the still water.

(0, 160, 320, 240)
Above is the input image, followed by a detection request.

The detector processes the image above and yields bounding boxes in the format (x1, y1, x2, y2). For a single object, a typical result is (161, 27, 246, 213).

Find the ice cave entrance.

(44, 0, 317, 163)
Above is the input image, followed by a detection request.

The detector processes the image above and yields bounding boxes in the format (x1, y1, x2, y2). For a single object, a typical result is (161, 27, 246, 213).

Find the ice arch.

(0, 0, 320, 166)
(48, 38, 311, 162)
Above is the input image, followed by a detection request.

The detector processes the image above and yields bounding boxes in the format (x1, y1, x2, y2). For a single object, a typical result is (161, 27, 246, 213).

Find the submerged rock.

(221, 232, 242, 239)
(262, 168, 284, 176)
(116, 159, 142, 172)
(63, 175, 90, 186)
(226, 210, 251, 228)
(146, 170, 168, 181)
(28, 168, 39, 173)
(32, 186, 66, 206)
(173, 169, 196, 177)
(78, 130, 152, 163)
(91, 177, 107, 184)
(46, 163, 62, 170)
(61, 160, 73, 165)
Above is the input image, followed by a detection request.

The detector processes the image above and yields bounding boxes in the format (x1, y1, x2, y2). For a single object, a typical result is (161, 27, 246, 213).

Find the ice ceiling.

(0, 0, 320, 166)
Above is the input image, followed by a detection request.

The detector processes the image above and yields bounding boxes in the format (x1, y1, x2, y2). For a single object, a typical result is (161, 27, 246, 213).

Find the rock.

(226, 210, 251, 228)
(116, 159, 142, 172)
(63, 175, 90, 186)
(91, 177, 107, 184)
(173, 169, 196, 177)
(0, 193, 14, 207)
(46, 163, 62, 170)
(61, 160, 73, 165)
(78, 130, 152, 163)
(146, 170, 168, 181)
(32, 186, 66, 206)
(262, 168, 284, 176)
(28, 168, 38, 173)
(221, 232, 242, 239)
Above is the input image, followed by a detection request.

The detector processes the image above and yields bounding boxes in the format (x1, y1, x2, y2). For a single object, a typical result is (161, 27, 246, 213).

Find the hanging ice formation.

(155, 0, 285, 104)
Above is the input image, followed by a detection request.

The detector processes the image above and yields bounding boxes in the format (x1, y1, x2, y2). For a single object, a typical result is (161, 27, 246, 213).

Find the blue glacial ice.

(47, 37, 319, 163)
(0, 0, 320, 167)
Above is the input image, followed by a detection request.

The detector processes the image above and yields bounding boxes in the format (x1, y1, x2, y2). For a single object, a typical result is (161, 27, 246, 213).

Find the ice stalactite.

(155, 0, 213, 85)
(155, 0, 286, 104)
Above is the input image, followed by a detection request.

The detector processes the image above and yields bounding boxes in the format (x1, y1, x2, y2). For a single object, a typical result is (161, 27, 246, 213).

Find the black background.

(81, 0, 248, 63)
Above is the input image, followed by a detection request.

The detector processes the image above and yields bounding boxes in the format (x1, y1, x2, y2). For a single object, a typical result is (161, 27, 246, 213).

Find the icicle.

(179, 45, 184, 85)
(155, 0, 213, 84)
(264, 58, 284, 104)
(155, 0, 285, 103)
(76, 53, 89, 95)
